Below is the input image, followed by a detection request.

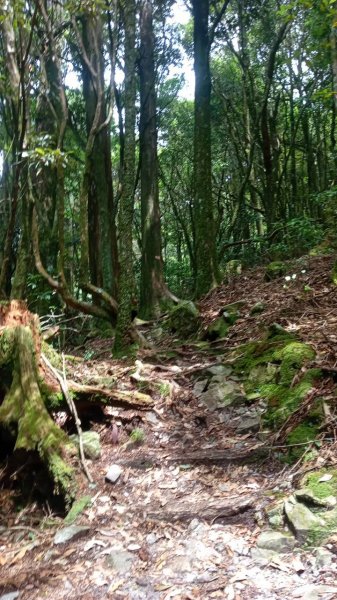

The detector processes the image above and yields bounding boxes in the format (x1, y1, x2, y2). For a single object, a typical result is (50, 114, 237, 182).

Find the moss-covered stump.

(0, 303, 76, 506)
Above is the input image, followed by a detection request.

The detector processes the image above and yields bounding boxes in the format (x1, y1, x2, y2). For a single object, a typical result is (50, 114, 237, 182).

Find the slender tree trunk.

(114, 0, 136, 351)
(139, 0, 165, 319)
(192, 0, 218, 296)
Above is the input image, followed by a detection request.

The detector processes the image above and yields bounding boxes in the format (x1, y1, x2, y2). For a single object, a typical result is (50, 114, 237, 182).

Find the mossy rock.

(264, 261, 287, 281)
(286, 423, 319, 461)
(225, 260, 242, 276)
(167, 301, 200, 337)
(301, 469, 337, 501)
(232, 333, 318, 429)
(204, 316, 229, 341)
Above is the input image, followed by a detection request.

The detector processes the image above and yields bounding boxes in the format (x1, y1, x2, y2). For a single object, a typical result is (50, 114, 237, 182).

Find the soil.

(1, 254, 337, 600)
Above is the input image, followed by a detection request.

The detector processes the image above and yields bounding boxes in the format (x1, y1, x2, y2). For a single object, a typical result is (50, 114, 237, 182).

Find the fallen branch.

(42, 353, 93, 483)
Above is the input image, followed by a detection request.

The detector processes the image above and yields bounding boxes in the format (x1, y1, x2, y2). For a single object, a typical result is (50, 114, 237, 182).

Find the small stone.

(256, 530, 296, 553)
(315, 547, 333, 568)
(251, 546, 279, 564)
(105, 549, 134, 572)
(146, 533, 157, 545)
(236, 415, 260, 433)
(292, 584, 337, 599)
(0, 594, 20, 600)
(54, 525, 90, 545)
(105, 464, 122, 484)
(250, 301, 266, 315)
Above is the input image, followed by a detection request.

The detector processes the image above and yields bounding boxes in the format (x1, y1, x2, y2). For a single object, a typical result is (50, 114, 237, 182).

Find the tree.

(114, 0, 137, 351)
(192, 0, 219, 296)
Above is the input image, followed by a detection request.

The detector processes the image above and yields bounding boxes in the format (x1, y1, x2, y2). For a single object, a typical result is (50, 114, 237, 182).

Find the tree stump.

(0, 301, 76, 506)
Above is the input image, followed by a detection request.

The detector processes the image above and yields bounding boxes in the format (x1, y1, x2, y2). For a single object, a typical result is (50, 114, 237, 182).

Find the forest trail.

(2, 254, 337, 599)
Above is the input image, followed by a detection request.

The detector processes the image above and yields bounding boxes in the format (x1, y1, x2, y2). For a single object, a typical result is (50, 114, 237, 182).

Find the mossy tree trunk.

(0, 302, 76, 506)
(114, 0, 136, 352)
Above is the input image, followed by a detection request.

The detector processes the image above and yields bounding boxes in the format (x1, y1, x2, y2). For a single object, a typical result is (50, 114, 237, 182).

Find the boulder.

(54, 525, 90, 545)
(295, 488, 337, 509)
(284, 500, 325, 542)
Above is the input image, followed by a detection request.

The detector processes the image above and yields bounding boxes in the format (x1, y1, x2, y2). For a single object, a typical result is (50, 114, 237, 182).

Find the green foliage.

(129, 428, 145, 443)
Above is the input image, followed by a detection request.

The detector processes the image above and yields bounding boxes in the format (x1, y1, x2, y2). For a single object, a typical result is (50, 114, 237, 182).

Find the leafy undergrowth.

(1, 254, 337, 599)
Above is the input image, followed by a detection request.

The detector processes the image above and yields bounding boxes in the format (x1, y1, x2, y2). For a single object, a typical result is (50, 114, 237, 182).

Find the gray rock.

(199, 380, 246, 411)
(105, 549, 134, 572)
(54, 525, 90, 545)
(206, 364, 233, 377)
(167, 301, 200, 337)
(295, 488, 337, 509)
(105, 464, 122, 483)
(256, 530, 295, 553)
(236, 415, 260, 433)
(251, 546, 280, 564)
(315, 547, 334, 568)
(0, 594, 20, 600)
(193, 379, 208, 397)
(284, 500, 325, 542)
(69, 431, 101, 460)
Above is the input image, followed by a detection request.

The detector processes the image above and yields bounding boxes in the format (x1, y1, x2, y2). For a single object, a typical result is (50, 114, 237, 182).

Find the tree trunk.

(139, 0, 166, 319)
(192, 0, 219, 297)
(114, 0, 136, 352)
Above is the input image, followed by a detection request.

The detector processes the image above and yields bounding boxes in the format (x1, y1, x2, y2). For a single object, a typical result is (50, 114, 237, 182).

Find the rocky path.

(1, 345, 337, 600)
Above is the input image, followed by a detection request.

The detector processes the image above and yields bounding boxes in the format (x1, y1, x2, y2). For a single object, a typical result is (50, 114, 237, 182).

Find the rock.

(284, 500, 325, 542)
(295, 488, 337, 509)
(105, 464, 122, 483)
(205, 316, 229, 340)
(54, 525, 90, 545)
(193, 379, 208, 397)
(225, 260, 242, 276)
(69, 431, 101, 460)
(236, 415, 260, 433)
(256, 530, 296, 553)
(315, 547, 334, 568)
(251, 546, 280, 564)
(264, 261, 287, 281)
(250, 301, 265, 315)
(292, 584, 337, 599)
(199, 380, 246, 411)
(248, 363, 278, 386)
(105, 549, 134, 572)
(167, 301, 200, 337)
(206, 364, 233, 377)
(0, 593, 20, 600)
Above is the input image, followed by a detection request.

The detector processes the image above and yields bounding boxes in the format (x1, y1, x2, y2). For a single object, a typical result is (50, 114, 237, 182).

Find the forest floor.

(2, 255, 337, 599)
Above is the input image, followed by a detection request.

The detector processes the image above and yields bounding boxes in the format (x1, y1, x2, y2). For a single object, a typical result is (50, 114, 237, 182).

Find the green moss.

(205, 317, 229, 340)
(64, 495, 92, 524)
(232, 332, 317, 430)
(286, 423, 318, 461)
(167, 301, 200, 337)
(264, 261, 287, 281)
(42, 341, 63, 370)
(302, 469, 337, 500)
(47, 452, 76, 508)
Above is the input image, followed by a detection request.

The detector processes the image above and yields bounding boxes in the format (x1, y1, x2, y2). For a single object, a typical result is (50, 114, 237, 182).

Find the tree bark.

(139, 0, 166, 319)
(192, 0, 219, 297)
(114, 0, 136, 351)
